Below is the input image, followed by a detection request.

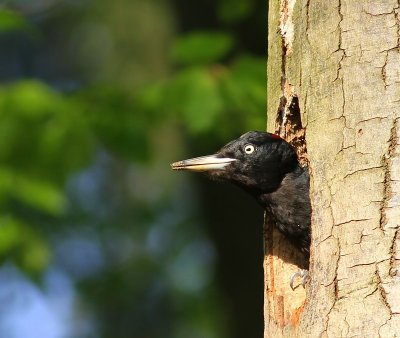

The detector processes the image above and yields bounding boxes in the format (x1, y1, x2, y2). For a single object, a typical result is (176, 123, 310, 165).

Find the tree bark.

(265, 0, 400, 336)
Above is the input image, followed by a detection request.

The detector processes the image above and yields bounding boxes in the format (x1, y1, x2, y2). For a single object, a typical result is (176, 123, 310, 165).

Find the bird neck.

(255, 164, 305, 203)
(256, 164, 311, 258)
(234, 161, 300, 198)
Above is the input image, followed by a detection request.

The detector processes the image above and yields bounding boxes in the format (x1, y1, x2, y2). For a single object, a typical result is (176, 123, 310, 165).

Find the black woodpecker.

(171, 131, 311, 289)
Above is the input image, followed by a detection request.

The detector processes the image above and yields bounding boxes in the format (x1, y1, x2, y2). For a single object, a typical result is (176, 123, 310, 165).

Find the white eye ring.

(244, 144, 255, 154)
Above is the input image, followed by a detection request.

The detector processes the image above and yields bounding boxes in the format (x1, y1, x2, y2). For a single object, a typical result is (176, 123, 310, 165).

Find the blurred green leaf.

(217, 0, 253, 23)
(0, 9, 31, 33)
(21, 235, 51, 275)
(171, 31, 234, 65)
(75, 86, 151, 162)
(12, 175, 66, 215)
(0, 216, 50, 275)
(0, 80, 62, 119)
(0, 216, 20, 255)
(135, 82, 165, 115)
(0, 80, 93, 182)
(0, 168, 66, 215)
(219, 55, 266, 128)
(135, 56, 266, 136)
(166, 68, 224, 134)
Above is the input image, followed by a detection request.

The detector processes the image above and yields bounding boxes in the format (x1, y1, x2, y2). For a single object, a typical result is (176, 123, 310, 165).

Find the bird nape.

(171, 131, 311, 289)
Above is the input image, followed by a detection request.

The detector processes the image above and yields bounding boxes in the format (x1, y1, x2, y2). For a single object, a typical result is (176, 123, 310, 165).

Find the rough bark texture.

(265, 0, 400, 337)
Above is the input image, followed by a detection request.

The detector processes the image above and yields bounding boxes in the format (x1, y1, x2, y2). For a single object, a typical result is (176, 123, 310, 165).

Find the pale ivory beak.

(171, 155, 237, 172)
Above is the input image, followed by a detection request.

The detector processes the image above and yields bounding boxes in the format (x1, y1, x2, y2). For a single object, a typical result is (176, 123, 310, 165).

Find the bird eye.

(244, 144, 255, 154)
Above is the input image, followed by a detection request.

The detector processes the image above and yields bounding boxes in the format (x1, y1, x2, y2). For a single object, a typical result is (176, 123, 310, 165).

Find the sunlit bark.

(265, 0, 400, 336)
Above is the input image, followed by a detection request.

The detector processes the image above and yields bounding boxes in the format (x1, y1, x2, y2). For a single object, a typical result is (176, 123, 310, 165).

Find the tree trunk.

(265, 0, 400, 336)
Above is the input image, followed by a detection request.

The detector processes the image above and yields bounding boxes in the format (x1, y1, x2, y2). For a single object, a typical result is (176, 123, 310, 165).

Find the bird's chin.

(170, 155, 237, 172)
(203, 169, 232, 182)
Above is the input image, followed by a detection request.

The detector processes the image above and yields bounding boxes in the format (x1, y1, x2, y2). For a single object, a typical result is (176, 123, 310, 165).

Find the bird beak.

(171, 155, 237, 172)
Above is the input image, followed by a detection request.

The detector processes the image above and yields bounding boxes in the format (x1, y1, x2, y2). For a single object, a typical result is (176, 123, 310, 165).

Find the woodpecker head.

(171, 131, 298, 195)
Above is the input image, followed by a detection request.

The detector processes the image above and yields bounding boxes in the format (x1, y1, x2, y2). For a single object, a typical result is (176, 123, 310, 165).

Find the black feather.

(171, 131, 311, 257)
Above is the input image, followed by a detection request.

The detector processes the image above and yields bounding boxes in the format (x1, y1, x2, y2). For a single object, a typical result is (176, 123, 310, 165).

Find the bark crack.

(348, 258, 387, 269)
(334, 239, 340, 300)
(379, 118, 399, 232)
(324, 235, 340, 334)
(343, 166, 383, 180)
(389, 227, 400, 276)
(334, 218, 372, 227)
(375, 118, 400, 334)
(375, 266, 393, 316)
(381, 51, 389, 89)
(333, 0, 348, 128)
(334, 0, 347, 82)
(363, 9, 396, 16)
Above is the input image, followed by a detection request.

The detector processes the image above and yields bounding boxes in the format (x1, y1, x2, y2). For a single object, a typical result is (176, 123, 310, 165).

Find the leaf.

(0, 80, 62, 119)
(171, 31, 234, 65)
(75, 86, 151, 162)
(0, 217, 20, 255)
(0, 9, 31, 33)
(135, 82, 165, 114)
(166, 68, 224, 134)
(0, 168, 66, 215)
(20, 235, 51, 275)
(0, 217, 50, 275)
(0, 80, 93, 182)
(219, 55, 266, 130)
(217, 0, 253, 23)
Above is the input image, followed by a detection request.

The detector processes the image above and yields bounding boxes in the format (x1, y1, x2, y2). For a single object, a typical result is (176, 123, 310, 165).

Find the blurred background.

(0, 0, 267, 337)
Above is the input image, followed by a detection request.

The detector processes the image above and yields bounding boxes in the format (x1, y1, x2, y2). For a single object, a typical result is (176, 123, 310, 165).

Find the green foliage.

(0, 9, 31, 33)
(0, 0, 267, 337)
(179, 69, 224, 134)
(0, 80, 93, 276)
(137, 55, 266, 136)
(219, 55, 267, 119)
(217, 0, 254, 23)
(0, 81, 93, 183)
(74, 86, 151, 162)
(0, 216, 50, 275)
(171, 31, 234, 65)
(0, 168, 66, 215)
(165, 67, 224, 133)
